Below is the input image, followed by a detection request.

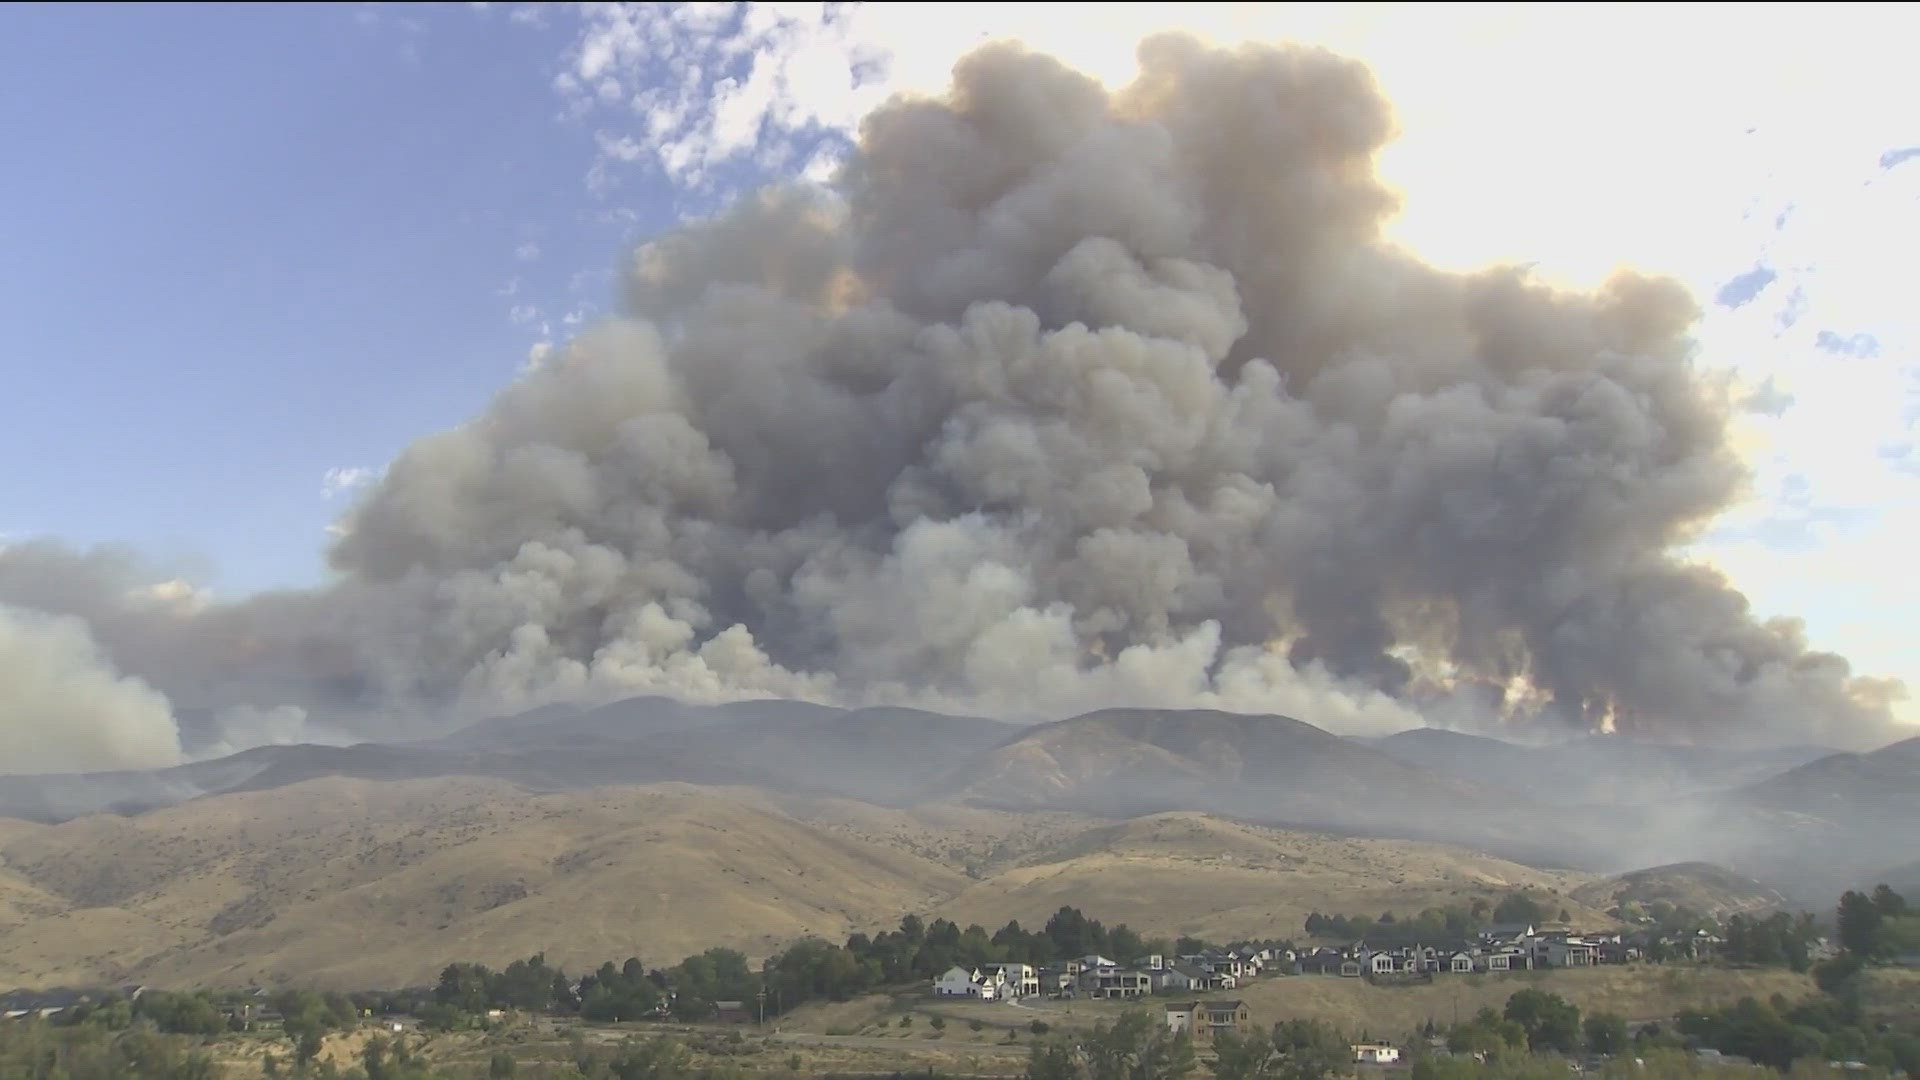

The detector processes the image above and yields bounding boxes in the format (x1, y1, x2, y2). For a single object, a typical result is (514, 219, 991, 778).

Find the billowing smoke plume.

(0, 36, 1902, 752)
(0, 604, 181, 773)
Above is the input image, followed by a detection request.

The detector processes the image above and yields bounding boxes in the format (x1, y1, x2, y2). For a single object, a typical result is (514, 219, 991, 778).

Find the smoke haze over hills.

(0, 34, 1907, 770)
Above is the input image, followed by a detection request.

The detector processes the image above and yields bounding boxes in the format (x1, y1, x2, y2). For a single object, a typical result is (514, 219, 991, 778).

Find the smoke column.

(0, 35, 1901, 757)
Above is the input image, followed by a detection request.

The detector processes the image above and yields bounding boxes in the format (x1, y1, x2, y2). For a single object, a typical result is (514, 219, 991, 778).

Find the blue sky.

(1, 4, 662, 591)
(2, 3, 1915, 717)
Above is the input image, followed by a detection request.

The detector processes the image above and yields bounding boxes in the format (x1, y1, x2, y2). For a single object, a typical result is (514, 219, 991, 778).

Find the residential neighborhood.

(928, 922, 1650, 1004)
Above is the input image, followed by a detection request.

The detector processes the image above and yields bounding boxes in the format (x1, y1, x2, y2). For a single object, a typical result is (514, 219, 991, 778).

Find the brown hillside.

(1, 778, 1615, 991)
(0, 777, 966, 989)
(937, 812, 1607, 942)
(1570, 862, 1790, 919)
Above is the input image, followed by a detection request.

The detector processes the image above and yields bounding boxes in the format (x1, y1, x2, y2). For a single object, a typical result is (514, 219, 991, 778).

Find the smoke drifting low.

(0, 605, 180, 774)
(0, 36, 1902, 757)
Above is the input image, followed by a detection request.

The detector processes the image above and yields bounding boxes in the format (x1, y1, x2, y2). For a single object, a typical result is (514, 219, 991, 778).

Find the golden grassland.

(2, 777, 1629, 989)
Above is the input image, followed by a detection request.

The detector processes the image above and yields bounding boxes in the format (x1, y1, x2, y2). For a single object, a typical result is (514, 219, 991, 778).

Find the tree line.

(1300, 891, 1563, 944)
(1836, 884, 1918, 959)
(407, 907, 1250, 1030)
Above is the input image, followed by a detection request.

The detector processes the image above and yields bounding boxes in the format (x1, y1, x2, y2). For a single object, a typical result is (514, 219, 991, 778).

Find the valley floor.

(185, 965, 1920, 1079)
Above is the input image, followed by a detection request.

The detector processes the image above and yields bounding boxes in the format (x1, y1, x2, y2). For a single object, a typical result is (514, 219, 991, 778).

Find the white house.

(933, 966, 998, 999)
(985, 963, 1040, 998)
(1353, 1044, 1401, 1064)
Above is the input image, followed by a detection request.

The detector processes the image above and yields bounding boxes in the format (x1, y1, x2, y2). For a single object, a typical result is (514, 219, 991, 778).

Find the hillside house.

(1200, 951, 1251, 979)
(1197, 1000, 1251, 1039)
(933, 966, 999, 1000)
(1148, 963, 1200, 994)
(1535, 935, 1599, 968)
(985, 963, 1040, 998)
(1163, 1000, 1250, 1041)
(1295, 947, 1346, 975)
(1353, 1044, 1401, 1064)
(1174, 960, 1236, 990)
(1482, 948, 1529, 972)
(1037, 965, 1077, 997)
(1080, 966, 1152, 999)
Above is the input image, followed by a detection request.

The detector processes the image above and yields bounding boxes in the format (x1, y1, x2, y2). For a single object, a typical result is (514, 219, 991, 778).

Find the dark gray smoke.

(0, 35, 1902, 758)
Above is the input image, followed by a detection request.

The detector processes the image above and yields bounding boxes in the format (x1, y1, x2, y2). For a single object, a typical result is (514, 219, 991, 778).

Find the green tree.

(1504, 990, 1581, 1054)
(1838, 890, 1882, 956)
(489, 1050, 518, 1078)
(1209, 1027, 1275, 1080)
(603, 1035, 695, 1080)
(1081, 1010, 1195, 1080)
(1583, 1013, 1627, 1056)
(1024, 1040, 1077, 1080)
(1492, 892, 1545, 925)
(1271, 1019, 1348, 1080)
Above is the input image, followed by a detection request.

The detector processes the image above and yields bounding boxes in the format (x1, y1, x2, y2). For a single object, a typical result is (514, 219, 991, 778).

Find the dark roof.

(0, 989, 91, 1010)
(1204, 1000, 1246, 1013)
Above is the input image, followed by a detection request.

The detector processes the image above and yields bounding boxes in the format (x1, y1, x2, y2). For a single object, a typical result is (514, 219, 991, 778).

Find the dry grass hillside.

(1571, 861, 1791, 919)
(0, 778, 968, 989)
(937, 813, 1608, 941)
(1, 778, 1619, 991)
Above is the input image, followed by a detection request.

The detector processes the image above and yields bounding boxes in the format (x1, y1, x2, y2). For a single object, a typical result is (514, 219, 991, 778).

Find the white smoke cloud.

(0, 605, 183, 774)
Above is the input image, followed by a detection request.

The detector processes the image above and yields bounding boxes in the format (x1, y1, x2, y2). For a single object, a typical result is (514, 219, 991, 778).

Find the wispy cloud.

(551, 4, 879, 193)
(1880, 146, 1920, 171)
(321, 466, 376, 499)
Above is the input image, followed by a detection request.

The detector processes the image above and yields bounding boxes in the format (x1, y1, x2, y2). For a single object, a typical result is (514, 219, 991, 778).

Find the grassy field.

(187, 963, 1917, 1078)
(202, 1014, 1040, 1079)
(1860, 968, 1920, 1024)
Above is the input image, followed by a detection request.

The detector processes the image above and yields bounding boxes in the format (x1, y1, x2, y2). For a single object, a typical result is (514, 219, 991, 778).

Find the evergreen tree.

(1838, 890, 1883, 956)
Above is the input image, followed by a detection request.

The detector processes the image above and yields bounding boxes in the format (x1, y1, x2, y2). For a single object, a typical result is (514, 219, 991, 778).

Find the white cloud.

(322, 466, 377, 499)
(514, 240, 542, 262)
